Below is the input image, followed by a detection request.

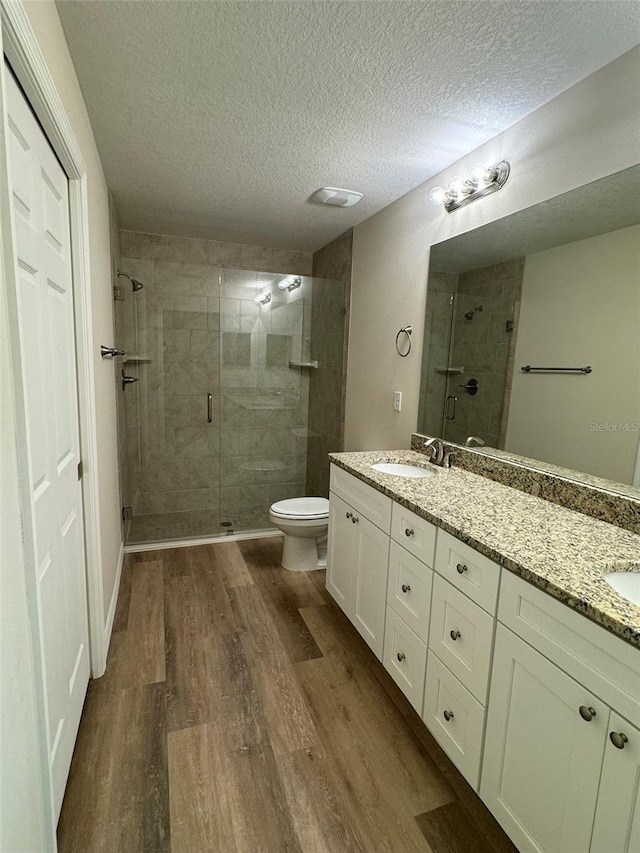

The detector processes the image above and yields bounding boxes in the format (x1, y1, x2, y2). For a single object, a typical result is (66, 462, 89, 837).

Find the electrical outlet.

(393, 391, 402, 412)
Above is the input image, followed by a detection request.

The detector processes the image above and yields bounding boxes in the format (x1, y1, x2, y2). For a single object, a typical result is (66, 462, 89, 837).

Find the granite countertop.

(329, 450, 640, 648)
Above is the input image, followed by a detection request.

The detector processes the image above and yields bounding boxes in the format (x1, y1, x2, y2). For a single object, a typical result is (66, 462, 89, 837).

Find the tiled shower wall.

(419, 259, 523, 449)
(307, 229, 352, 497)
(118, 230, 313, 541)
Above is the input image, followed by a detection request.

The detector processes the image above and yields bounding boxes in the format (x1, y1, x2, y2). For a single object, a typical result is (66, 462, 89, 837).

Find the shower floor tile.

(127, 508, 273, 545)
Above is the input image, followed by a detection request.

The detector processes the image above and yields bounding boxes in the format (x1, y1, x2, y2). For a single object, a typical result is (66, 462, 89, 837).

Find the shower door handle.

(207, 393, 213, 423)
(445, 395, 458, 420)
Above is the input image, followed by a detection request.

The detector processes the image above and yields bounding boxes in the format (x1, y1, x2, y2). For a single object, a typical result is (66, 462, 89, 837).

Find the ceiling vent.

(309, 187, 363, 207)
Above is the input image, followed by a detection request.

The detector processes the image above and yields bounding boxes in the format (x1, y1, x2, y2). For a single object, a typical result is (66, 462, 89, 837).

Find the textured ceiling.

(56, 1, 640, 252)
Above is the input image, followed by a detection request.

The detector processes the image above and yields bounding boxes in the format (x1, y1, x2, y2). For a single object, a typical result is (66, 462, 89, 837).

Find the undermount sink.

(604, 571, 640, 607)
(371, 462, 435, 479)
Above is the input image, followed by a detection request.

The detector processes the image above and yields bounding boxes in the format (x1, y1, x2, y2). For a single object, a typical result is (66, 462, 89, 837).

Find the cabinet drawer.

(383, 606, 428, 714)
(387, 541, 433, 643)
(391, 503, 436, 567)
(330, 465, 392, 532)
(434, 530, 501, 614)
(423, 651, 486, 791)
(498, 571, 640, 727)
(429, 575, 495, 704)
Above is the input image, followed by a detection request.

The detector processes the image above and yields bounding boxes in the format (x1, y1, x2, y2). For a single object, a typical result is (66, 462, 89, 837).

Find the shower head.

(117, 270, 144, 292)
(464, 304, 483, 321)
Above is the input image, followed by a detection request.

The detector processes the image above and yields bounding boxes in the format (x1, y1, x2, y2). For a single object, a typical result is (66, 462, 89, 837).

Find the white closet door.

(5, 67, 89, 818)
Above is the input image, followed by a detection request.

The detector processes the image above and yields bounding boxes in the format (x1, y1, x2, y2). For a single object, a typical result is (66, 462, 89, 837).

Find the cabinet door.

(326, 493, 355, 615)
(481, 625, 606, 853)
(351, 513, 390, 659)
(590, 712, 640, 853)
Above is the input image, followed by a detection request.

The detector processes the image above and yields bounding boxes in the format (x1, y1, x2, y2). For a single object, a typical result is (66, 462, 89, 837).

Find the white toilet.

(269, 496, 330, 571)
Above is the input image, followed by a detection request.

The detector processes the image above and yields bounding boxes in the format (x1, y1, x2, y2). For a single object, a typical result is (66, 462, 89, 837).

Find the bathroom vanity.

(326, 451, 640, 853)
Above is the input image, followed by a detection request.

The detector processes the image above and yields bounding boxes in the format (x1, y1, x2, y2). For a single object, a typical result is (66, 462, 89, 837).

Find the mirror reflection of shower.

(464, 304, 483, 321)
(117, 270, 145, 291)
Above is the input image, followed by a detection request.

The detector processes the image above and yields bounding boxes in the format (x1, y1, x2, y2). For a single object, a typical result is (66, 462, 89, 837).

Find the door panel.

(326, 493, 354, 614)
(352, 514, 390, 659)
(5, 67, 89, 819)
(481, 625, 605, 853)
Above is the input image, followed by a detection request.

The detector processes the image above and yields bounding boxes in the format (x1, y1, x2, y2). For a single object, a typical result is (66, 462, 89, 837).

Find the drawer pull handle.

(352, 515, 359, 524)
(579, 706, 597, 722)
(396, 652, 406, 662)
(405, 528, 414, 537)
(401, 584, 411, 594)
(610, 731, 629, 750)
(443, 709, 454, 722)
(449, 629, 461, 641)
(456, 563, 468, 574)
(345, 511, 352, 519)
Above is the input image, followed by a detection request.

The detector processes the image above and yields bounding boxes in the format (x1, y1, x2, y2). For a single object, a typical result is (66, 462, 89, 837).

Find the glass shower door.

(218, 270, 311, 534)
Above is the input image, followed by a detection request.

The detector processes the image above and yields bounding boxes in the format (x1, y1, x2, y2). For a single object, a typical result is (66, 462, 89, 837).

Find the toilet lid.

(270, 497, 330, 519)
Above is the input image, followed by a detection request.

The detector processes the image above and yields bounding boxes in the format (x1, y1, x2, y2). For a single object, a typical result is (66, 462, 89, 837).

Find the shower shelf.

(288, 360, 319, 370)
(435, 366, 464, 374)
(124, 355, 152, 364)
(240, 460, 287, 473)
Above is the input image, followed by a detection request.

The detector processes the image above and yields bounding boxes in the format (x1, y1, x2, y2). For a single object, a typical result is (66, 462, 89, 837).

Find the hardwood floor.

(57, 538, 517, 853)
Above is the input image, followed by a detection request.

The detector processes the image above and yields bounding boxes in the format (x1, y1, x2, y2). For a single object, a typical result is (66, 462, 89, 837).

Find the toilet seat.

(270, 497, 329, 520)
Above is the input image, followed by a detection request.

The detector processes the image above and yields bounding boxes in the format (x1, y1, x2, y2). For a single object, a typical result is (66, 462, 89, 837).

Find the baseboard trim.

(124, 528, 282, 554)
(101, 540, 125, 672)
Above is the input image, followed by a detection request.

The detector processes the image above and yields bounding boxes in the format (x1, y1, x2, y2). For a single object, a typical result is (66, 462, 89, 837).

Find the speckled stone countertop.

(329, 450, 640, 648)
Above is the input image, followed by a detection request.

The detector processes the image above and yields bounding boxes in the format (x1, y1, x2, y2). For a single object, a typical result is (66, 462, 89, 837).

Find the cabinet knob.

(352, 515, 359, 524)
(610, 731, 629, 750)
(443, 709, 454, 722)
(449, 629, 461, 641)
(579, 705, 597, 722)
(396, 652, 406, 662)
(405, 528, 414, 537)
(345, 511, 352, 519)
(456, 563, 468, 574)
(401, 584, 411, 594)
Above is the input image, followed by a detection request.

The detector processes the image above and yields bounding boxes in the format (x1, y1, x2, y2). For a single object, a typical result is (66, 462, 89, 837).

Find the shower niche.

(115, 261, 346, 545)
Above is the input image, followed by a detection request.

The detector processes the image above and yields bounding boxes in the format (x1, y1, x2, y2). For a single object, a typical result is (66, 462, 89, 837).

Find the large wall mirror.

(418, 165, 640, 496)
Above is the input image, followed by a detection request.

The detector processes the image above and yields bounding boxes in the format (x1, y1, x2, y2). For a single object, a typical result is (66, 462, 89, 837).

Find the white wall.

(506, 225, 640, 483)
(345, 47, 640, 450)
(23, 0, 123, 621)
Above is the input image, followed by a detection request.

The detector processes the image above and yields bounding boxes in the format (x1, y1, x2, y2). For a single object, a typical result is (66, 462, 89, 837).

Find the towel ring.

(395, 325, 412, 357)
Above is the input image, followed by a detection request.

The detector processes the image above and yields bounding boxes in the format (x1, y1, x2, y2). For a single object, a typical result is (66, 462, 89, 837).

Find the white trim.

(125, 528, 282, 553)
(1, 0, 108, 678)
(102, 540, 124, 659)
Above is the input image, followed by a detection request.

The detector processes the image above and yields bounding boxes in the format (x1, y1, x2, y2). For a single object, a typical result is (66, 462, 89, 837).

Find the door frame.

(0, 5, 107, 671)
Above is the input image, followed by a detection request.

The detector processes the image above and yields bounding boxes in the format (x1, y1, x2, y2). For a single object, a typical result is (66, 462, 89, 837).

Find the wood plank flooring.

(57, 538, 517, 853)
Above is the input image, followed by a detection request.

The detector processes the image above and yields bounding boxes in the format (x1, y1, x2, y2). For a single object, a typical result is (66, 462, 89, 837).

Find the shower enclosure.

(418, 260, 523, 448)
(115, 264, 346, 545)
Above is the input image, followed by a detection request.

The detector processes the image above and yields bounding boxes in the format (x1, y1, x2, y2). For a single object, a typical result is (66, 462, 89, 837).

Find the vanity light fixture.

(277, 275, 302, 292)
(255, 291, 271, 305)
(429, 160, 510, 213)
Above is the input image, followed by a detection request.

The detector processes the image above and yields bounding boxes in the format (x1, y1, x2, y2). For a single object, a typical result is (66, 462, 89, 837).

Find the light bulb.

(255, 291, 271, 305)
(429, 186, 447, 206)
(467, 162, 488, 185)
(278, 276, 294, 290)
(447, 176, 467, 198)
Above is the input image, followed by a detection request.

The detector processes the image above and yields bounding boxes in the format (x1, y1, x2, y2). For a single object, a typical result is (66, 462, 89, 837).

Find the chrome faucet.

(423, 437, 454, 468)
(424, 437, 444, 465)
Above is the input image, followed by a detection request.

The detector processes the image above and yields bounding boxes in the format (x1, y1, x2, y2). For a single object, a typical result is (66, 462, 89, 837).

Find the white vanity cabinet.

(482, 571, 640, 853)
(327, 467, 391, 659)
